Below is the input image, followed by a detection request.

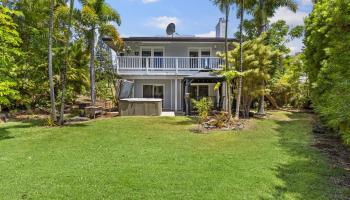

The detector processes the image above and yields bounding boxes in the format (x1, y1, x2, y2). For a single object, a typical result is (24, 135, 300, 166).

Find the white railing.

(115, 56, 224, 73)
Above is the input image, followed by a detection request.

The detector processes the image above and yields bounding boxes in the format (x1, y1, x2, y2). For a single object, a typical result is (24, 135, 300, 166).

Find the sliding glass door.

(188, 48, 211, 69)
(143, 85, 164, 99)
(141, 49, 152, 69)
(153, 50, 163, 69)
(141, 47, 164, 69)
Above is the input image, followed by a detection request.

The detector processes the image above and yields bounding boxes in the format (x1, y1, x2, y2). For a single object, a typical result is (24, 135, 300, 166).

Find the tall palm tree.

(211, 0, 235, 119)
(48, 0, 57, 122)
(235, 0, 244, 120)
(246, 0, 297, 115)
(79, 0, 121, 106)
(59, 0, 74, 125)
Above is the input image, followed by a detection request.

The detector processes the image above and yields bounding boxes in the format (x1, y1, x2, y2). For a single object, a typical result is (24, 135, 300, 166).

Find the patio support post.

(219, 83, 223, 111)
(175, 78, 178, 111)
(185, 79, 192, 116)
(222, 82, 227, 111)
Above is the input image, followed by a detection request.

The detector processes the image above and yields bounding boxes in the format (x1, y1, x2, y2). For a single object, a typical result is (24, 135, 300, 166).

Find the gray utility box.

(119, 98, 162, 116)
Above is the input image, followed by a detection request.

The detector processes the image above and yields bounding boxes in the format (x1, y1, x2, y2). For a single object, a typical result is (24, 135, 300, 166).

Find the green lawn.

(0, 111, 347, 199)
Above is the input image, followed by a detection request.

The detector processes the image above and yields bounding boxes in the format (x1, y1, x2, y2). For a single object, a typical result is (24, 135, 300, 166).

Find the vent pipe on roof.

(216, 18, 226, 38)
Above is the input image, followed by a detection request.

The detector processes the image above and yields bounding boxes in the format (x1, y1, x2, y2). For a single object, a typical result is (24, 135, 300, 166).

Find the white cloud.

(195, 31, 216, 37)
(142, 0, 159, 3)
(146, 16, 180, 29)
(286, 38, 304, 55)
(299, 0, 313, 6)
(270, 7, 308, 27)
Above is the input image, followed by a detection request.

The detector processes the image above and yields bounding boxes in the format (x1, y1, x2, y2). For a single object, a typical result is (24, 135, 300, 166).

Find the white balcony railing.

(115, 56, 224, 74)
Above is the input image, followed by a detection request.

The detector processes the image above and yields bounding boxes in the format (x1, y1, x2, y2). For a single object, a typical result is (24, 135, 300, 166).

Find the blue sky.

(105, 0, 313, 54)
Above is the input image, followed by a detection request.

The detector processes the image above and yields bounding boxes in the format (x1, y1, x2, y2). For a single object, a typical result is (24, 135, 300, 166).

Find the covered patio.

(183, 70, 226, 115)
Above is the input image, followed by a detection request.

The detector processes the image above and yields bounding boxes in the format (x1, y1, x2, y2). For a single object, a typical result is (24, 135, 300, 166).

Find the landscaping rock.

(68, 116, 90, 122)
(104, 112, 119, 117)
(0, 113, 8, 123)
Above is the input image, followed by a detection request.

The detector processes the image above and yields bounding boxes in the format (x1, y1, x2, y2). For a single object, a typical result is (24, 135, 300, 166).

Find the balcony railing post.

(175, 58, 179, 74)
(116, 56, 120, 73)
(198, 58, 200, 70)
(117, 56, 223, 73)
(146, 57, 149, 74)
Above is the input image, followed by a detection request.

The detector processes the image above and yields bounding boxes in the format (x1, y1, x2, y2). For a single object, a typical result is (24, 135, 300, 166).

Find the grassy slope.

(0, 112, 346, 199)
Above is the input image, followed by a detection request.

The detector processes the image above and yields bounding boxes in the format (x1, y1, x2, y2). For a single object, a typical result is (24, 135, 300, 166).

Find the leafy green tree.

(0, 5, 22, 110)
(96, 35, 121, 106)
(234, 19, 304, 110)
(79, 0, 121, 106)
(242, 0, 298, 115)
(243, 0, 297, 36)
(228, 35, 280, 117)
(304, 0, 350, 145)
(13, 0, 60, 108)
(56, 0, 74, 125)
(61, 39, 90, 103)
(270, 54, 309, 108)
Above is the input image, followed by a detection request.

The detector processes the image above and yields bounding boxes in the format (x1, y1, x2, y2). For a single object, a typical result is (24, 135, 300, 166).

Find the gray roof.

(184, 70, 223, 80)
(122, 37, 236, 43)
(102, 36, 237, 52)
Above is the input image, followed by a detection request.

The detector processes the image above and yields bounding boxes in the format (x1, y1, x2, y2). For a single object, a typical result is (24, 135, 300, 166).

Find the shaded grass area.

(0, 112, 347, 199)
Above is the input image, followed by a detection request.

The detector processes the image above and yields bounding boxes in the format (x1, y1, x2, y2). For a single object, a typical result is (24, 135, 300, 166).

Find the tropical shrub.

(226, 35, 280, 117)
(304, 0, 350, 145)
(0, 6, 22, 110)
(209, 112, 229, 128)
(270, 54, 310, 108)
(192, 98, 213, 130)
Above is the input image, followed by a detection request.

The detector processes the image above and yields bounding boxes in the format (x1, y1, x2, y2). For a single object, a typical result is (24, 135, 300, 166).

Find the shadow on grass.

(262, 112, 345, 199)
(161, 116, 197, 126)
(0, 118, 90, 141)
(0, 119, 45, 141)
(66, 123, 89, 128)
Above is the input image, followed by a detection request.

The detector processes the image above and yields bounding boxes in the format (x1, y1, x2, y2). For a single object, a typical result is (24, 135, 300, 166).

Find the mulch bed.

(312, 122, 350, 189)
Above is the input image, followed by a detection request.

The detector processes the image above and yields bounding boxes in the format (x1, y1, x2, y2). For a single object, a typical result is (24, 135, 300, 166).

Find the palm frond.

(99, 3, 121, 25)
(211, 0, 235, 13)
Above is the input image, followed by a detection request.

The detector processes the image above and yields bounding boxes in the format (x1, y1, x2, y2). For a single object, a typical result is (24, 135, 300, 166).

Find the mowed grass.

(0, 111, 347, 199)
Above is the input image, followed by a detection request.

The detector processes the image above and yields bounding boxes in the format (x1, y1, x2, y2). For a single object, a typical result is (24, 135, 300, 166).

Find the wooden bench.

(84, 106, 103, 119)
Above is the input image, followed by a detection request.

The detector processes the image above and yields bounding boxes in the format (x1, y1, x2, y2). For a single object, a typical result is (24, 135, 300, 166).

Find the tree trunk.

(257, 0, 266, 115)
(257, 80, 265, 115)
(266, 94, 279, 109)
(59, 0, 74, 125)
(235, 0, 244, 120)
(242, 95, 251, 119)
(48, 0, 57, 122)
(224, 6, 232, 119)
(89, 28, 96, 106)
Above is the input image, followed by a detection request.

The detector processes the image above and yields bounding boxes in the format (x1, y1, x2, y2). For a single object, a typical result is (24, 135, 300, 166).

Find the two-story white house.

(103, 19, 235, 115)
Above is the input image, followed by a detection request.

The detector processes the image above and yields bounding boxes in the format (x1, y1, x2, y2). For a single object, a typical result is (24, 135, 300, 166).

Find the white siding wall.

(129, 78, 219, 111)
(125, 42, 225, 57)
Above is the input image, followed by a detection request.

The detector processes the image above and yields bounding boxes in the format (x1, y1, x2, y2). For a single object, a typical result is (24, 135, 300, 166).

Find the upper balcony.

(115, 56, 224, 76)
